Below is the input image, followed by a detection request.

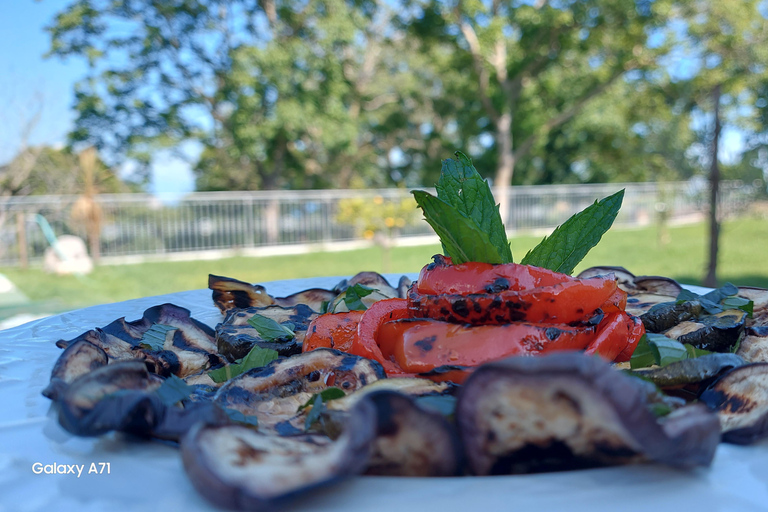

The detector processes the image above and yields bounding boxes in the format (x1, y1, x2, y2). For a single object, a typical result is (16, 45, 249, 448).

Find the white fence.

(0, 180, 758, 266)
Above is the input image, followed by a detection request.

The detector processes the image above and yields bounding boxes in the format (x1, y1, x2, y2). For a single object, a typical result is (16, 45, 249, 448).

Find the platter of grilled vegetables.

(41, 264, 768, 511)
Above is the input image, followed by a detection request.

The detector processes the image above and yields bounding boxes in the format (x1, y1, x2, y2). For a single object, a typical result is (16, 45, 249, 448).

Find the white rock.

(43, 235, 94, 275)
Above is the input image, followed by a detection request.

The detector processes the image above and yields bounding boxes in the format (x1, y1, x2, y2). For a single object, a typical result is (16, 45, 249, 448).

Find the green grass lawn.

(2, 217, 767, 317)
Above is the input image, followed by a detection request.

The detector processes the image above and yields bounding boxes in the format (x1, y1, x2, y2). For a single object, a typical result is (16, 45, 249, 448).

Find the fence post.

(16, 211, 28, 269)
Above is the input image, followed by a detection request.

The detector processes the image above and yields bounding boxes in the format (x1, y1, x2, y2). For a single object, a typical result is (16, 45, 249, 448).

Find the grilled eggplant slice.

(640, 300, 703, 333)
(209, 274, 275, 312)
(664, 309, 747, 352)
(42, 340, 108, 400)
(456, 352, 720, 475)
(738, 328, 768, 363)
(700, 362, 768, 444)
(181, 407, 376, 511)
(211, 272, 408, 313)
(352, 390, 462, 477)
(216, 304, 317, 361)
(55, 360, 227, 440)
(578, 266, 683, 318)
(632, 353, 746, 395)
(214, 348, 386, 434)
(54, 304, 220, 378)
(318, 378, 454, 438)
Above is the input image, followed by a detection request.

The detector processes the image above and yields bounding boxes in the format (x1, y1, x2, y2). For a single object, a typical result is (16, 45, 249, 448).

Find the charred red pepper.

(350, 298, 413, 376)
(302, 310, 364, 353)
(377, 318, 599, 373)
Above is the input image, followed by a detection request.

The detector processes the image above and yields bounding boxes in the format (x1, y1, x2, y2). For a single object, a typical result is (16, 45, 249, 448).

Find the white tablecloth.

(0, 276, 766, 512)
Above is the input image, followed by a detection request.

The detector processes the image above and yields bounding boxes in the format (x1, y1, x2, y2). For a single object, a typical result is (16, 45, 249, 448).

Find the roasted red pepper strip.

(350, 298, 412, 376)
(614, 313, 646, 363)
(302, 310, 365, 353)
(408, 275, 622, 325)
(377, 318, 598, 373)
(415, 255, 571, 295)
(583, 311, 645, 362)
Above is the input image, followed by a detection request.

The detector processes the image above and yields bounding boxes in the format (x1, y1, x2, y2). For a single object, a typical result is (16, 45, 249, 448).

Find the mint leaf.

(223, 408, 259, 427)
(521, 189, 624, 274)
(343, 284, 376, 311)
(139, 324, 177, 351)
(630, 333, 712, 369)
(208, 345, 280, 383)
(301, 387, 346, 430)
(676, 284, 753, 317)
(247, 314, 295, 342)
(413, 190, 506, 264)
(154, 374, 194, 406)
(298, 386, 346, 412)
(646, 334, 689, 366)
(436, 152, 512, 263)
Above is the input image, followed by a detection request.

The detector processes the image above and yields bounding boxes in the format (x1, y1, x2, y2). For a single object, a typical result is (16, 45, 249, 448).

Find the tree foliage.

(43, 0, 768, 204)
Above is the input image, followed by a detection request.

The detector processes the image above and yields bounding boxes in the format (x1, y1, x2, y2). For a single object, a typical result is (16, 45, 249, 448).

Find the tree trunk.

(493, 111, 514, 225)
(263, 135, 286, 245)
(703, 84, 722, 288)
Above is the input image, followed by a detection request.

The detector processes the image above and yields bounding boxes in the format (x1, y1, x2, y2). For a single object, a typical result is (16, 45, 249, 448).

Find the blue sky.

(0, 0, 195, 194)
(0, 1, 746, 193)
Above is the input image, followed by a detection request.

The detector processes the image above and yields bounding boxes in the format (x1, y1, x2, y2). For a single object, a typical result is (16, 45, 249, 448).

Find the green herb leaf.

(247, 314, 296, 342)
(646, 333, 689, 367)
(343, 284, 376, 311)
(721, 297, 753, 317)
(630, 333, 712, 369)
(139, 324, 177, 351)
(521, 190, 624, 275)
(629, 335, 656, 369)
(435, 152, 512, 264)
(154, 374, 194, 406)
(413, 190, 506, 264)
(648, 402, 673, 418)
(300, 387, 346, 430)
(676, 284, 753, 317)
(223, 408, 259, 427)
(208, 345, 280, 384)
(304, 394, 325, 430)
(298, 387, 345, 412)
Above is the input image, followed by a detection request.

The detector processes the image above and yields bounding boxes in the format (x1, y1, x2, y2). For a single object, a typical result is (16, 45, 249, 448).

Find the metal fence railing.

(0, 180, 759, 266)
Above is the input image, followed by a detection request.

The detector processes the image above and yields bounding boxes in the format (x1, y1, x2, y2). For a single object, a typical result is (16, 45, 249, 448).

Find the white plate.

(1, 276, 766, 512)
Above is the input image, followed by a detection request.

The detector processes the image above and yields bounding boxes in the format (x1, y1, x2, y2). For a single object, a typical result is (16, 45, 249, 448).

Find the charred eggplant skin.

(700, 362, 768, 445)
(180, 404, 377, 511)
(456, 352, 720, 475)
(43, 340, 108, 401)
(352, 390, 462, 477)
(54, 361, 228, 440)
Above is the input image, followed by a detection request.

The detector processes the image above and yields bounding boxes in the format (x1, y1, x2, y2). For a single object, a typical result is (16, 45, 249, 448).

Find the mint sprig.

(413, 151, 624, 273)
(521, 190, 624, 274)
(435, 152, 513, 263)
(413, 190, 507, 264)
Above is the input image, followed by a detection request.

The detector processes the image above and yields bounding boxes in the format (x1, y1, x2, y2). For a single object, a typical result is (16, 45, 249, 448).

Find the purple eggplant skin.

(700, 362, 768, 445)
(181, 401, 377, 512)
(352, 390, 462, 477)
(55, 360, 228, 441)
(456, 352, 721, 476)
(43, 340, 108, 401)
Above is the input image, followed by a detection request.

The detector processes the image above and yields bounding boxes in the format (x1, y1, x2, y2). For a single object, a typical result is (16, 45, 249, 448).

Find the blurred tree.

(672, 0, 768, 286)
(517, 78, 698, 185)
(402, 0, 674, 220)
(47, 0, 429, 193)
(0, 145, 128, 197)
